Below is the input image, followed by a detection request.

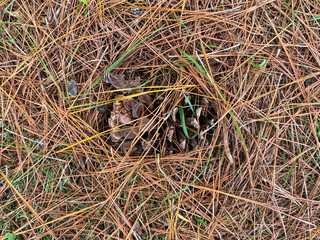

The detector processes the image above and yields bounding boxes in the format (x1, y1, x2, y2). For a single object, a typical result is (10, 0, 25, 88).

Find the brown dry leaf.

(106, 73, 127, 90)
(186, 117, 199, 129)
(108, 113, 118, 128)
(120, 126, 138, 139)
(111, 131, 122, 142)
(128, 79, 141, 88)
(120, 141, 134, 151)
(131, 88, 143, 95)
(136, 117, 155, 132)
(132, 102, 145, 119)
(196, 107, 202, 118)
(118, 114, 133, 125)
(123, 98, 136, 110)
(132, 220, 142, 240)
(138, 94, 154, 109)
(179, 139, 186, 150)
(113, 97, 124, 114)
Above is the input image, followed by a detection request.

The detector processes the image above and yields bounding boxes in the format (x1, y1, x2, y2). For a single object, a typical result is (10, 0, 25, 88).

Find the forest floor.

(0, 0, 320, 239)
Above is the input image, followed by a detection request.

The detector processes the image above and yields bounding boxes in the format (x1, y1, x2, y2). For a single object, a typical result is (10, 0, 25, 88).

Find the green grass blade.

(183, 93, 195, 114)
(284, 154, 300, 188)
(180, 49, 209, 79)
(88, 23, 166, 92)
(127, 72, 172, 94)
(229, 110, 247, 148)
(163, 160, 210, 201)
(179, 103, 198, 139)
(67, 40, 83, 82)
(78, 0, 88, 15)
(207, 45, 266, 68)
(194, 217, 207, 229)
(308, 16, 320, 22)
(24, 32, 68, 103)
(181, 50, 248, 149)
(250, 56, 266, 68)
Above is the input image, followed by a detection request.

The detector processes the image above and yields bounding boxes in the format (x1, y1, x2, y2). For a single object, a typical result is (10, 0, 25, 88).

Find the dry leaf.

(120, 126, 138, 139)
(120, 141, 134, 151)
(136, 117, 154, 132)
(106, 73, 127, 90)
(113, 97, 124, 114)
(119, 114, 132, 125)
(111, 131, 122, 142)
(179, 139, 186, 150)
(138, 94, 153, 109)
(108, 113, 118, 128)
(132, 102, 145, 119)
(123, 98, 136, 110)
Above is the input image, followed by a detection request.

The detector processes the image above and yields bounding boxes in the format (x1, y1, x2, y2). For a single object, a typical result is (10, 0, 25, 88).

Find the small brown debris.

(201, 97, 209, 107)
(191, 138, 198, 151)
(199, 130, 205, 140)
(132, 220, 142, 240)
(168, 125, 175, 142)
(120, 141, 133, 151)
(208, 119, 215, 126)
(131, 88, 143, 95)
(172, 107, 178, 122)
(128, 78, 141, 88)
(179, 139, 186, 150)
(223, 121, 234, 165)
(196, 107, 202, 118)
(113, 97, 124, 114)
(186, 117, 199, 129)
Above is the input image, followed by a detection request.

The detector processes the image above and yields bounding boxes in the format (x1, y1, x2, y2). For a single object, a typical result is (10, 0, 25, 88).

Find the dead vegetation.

(0, 0, 320, 239)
